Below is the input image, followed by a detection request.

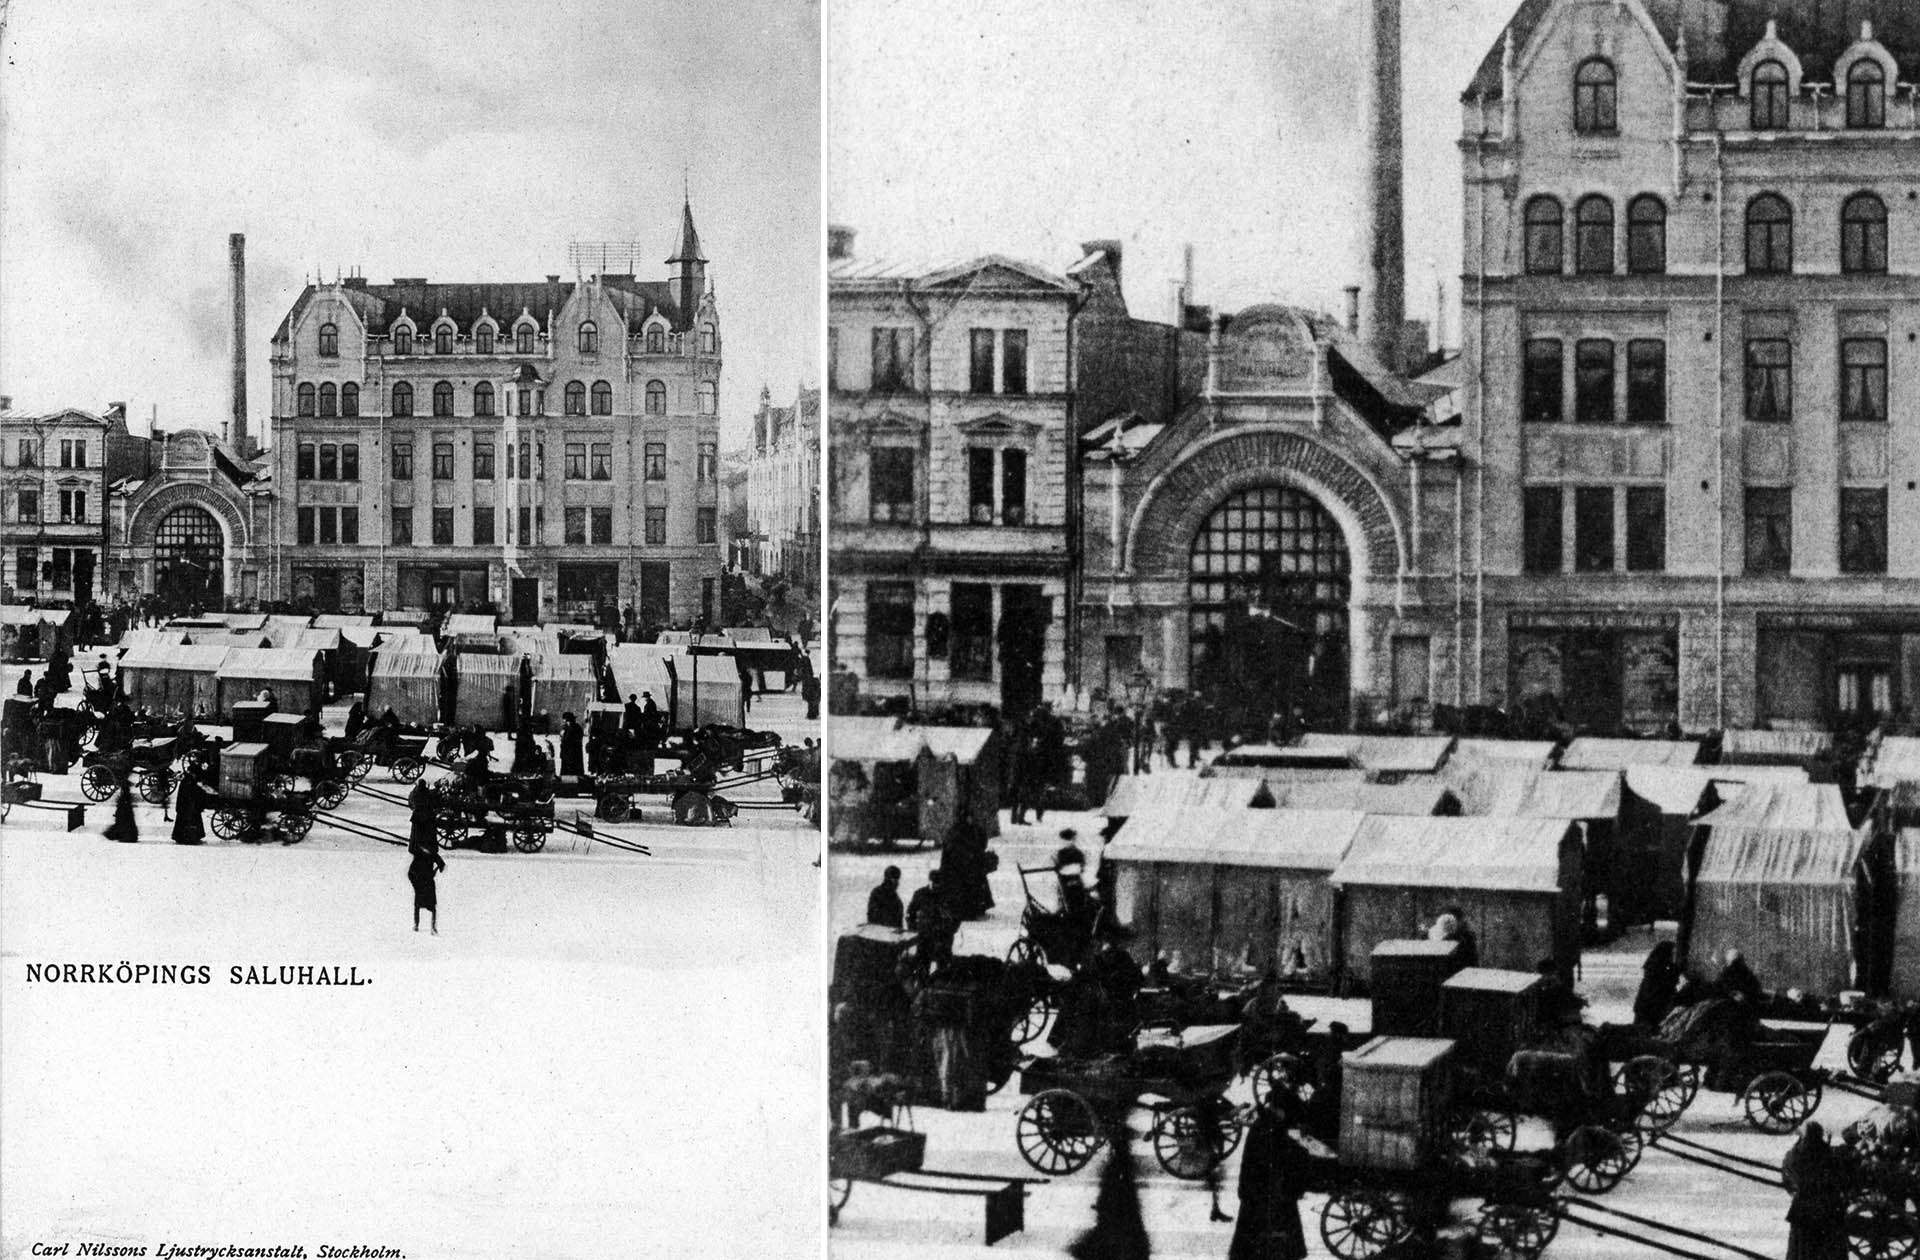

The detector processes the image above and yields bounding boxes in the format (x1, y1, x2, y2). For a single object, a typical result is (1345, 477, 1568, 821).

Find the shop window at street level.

(866, 581, 916, 679)
(950, 583, 993, 681)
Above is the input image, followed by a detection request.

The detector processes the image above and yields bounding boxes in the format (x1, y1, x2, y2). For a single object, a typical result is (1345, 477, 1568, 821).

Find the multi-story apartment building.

(827, 229, 1076, 713)
(268, 204, 725, 626)
(744, 384, 820, 597)
(1460, 0, 1920, 731)
(0, 402, 115, 606)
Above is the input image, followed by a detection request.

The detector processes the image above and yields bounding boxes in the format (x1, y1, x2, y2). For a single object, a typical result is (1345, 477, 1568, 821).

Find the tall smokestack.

(229, 233, 249, 457)
(1359, 0, 1406, 374)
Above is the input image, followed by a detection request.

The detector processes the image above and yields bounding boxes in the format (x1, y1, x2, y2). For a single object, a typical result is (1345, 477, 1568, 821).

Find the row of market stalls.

(120, 644, 330, 714)
(828, 716, 1003, 850)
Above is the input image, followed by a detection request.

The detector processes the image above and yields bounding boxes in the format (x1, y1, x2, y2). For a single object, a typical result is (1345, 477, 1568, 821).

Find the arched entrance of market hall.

(153, 504, 225, 611)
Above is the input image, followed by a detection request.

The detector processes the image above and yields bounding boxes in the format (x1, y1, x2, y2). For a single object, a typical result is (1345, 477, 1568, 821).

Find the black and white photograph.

(825, 1, 1919, 1257)
(0, 2, 822, 1257)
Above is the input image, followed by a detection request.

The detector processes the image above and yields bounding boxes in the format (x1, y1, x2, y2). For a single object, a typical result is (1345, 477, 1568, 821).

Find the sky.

(829, 0, 1515, 341)
(0, 0, 820, 453)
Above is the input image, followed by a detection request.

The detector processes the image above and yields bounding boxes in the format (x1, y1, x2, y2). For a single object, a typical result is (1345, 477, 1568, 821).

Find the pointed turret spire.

(667, 196, 709, 323)
(668, 198, 706, 265)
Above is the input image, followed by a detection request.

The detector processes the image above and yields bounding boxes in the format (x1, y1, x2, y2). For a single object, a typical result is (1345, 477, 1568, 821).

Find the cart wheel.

(1561, 1124, 1632, 1195)
(281, 811, 313, 844)
(1006, 936, 1042, 970)
(139, 767, 174, 805)
(337, 751, 371, 784)
(1250, 1052, 1317, 1114)
(392, 756, 424, 783)
(1015, 1089, 1102, 1176)
(1151, 1105, 1227, 1180)
(1617, 1055, 1689, 1134)
(673, 790, 717, 826)
(1676, 1062, 1702, 1107)
(437, 813, 466, 850)
(1320, 1186, 1413, 1260)
(1011, 990, 1054, 1046)
(1848, 1028, 1906, 1085)
(512, 818, 547, 853)
(1476, 1200, 1560, 1260)
(80, 764, 118, 802)
(315, 780, 349, 811)
(211, 807, 247, 840)
(599, 794, 632, 824)
(1446, 1104, 1518, 1164)
(708, 794, 737, 825)
(1848, 1188, 1917, 1260)
(828, 1175, 852, 1226)
(78, 722, 100, 752)
(267, 773, 299, 799)
(1742, 1070, 1819, 1134)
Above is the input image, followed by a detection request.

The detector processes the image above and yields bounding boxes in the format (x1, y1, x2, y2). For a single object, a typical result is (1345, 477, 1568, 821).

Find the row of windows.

(295, 379, 709, 418)
(839, 326, 1039, 396)
(379, 439, 718, 482)
(9, 438, 89, 468)
(1521, 192, 1889, 276)
(1520, 485, 1890, 576)
(309, 504, 713, 548)
(866, 446, 1031, 525)
(1570, 55, 1890, 134)
(12, 547, 87, 591)
(861, 581, 1043, 681)
(10, 489, 87, 523)
(319, 321, 715, 358)
(1521, 335, 1889, 424)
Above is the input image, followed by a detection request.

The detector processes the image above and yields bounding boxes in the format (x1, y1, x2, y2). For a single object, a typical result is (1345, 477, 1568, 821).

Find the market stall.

(1, 606, 73, 661)
(366, 648, 443, 727)
(1099, 769, 1273, 822)
(1558, 737, 1700, 771)
(1619, 767, 1725, 927)
(915, 725, 1003, 844)
(214, 647, 325, 713)
(606, 644, 677, 724)
(120, 643, 228, 716)
(530, 653, 599, 722)
(1449, 739, 1558, 772)
(1719, 728, 1836, 778)
(1297, 733, 1455, 780)
(1880, 830, 1920, 1002)
(443, 613, 499, 651)
(1267, 777, 1456, 815)
(452, 652, 521, 729)
(673, 650, 745, 729)
(115, 626, 190, 657)
(829, 717, 929, 848)
(1862, 736, 1920, 792)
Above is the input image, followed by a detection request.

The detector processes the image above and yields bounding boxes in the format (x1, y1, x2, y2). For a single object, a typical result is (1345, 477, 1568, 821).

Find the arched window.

(1524, 196, 1564, 275)
(697, 381, 717, 415)
(700, 323, 716, 354)
(474, 382, 495, 417)
(1626, 195, 1667, 274)
(515, 322, 536, 354)
(578, 321, 598, 354)
(1847, 60, 1885, 129)
(432, 381, 454, 417)
(591, 380, 613, 415)
(318, 383, 338, 417)
(318, 322, 339, 357)
(434, 325, 452, 355)
(646, 327, 665, 354)
(564, 381, 586, 415)
(1574, 58, 1617, 133)
(1841, 193, 1888, 274)
(1751, 59, 1790, 129)
(1575, 195, 1615, 274)
(296, 383, 316, 416)
(392, 326, 412, 356)
(392, 382, 414, 417)
(476, 324, 494, 354)
(341, 383, 359, 417)
(1746, 194, 1794, 274)
(645, 380, 667, 414)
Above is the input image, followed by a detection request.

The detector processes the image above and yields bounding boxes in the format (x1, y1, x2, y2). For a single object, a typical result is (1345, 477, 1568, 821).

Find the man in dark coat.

(559, 713, 585, 777)
(1781, 1123, 1847, 1260)
(408, 830, 447, 934)
(1229, 1097, 1311, 1260)
(641, 691, 662, 734)
(906, 869, 957, 969)
(623, 693, 644, 733)
(172, 771, 207, 844)
(800, 670, 820, 721)
(866, 866, 904, 928)
(14, 672, 31, 697)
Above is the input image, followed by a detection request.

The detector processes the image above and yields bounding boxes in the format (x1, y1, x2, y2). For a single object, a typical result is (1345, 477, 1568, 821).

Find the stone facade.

(743, 385, 820, 596)
(108, 427, 269, 609)
(0, 404, 114, 606)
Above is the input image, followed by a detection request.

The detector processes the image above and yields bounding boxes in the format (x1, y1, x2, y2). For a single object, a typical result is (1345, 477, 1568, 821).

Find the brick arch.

(128, 483, 247, 550)
(1125, 430, 1404, 581)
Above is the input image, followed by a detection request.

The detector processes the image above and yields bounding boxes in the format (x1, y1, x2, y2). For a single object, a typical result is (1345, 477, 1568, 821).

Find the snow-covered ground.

(827, 788, 1883, 1259)
(1, 667, 823, 1260)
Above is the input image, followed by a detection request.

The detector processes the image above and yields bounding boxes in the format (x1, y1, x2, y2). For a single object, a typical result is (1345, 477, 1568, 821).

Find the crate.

(587, 702, 626, 735)
(1339, 1036, 1454, 1171)
(1370, 939, 1464, 1037)
(261, 713, 308, 752)
(219, 743, 271, 799)
(1440, 968, 1543, 1076)
(831, 1126, 926, 1180)
(229, 702, 272, 744)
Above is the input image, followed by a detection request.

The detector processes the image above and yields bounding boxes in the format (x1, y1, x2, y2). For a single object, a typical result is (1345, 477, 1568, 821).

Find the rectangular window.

(968, 448, 994, 523)
(564, 506, 586, 545)
(1003, 329, 1029, 395)
(1745, 340, 1791, 422)
(696, 507, 717, 543)
(1841, 339, 1888, 422)
(590, 506, 613, 544)
(391, 442, 413, 479)
(50, 549, 70, 590)
(1626, 487, 1666, 572)
(58, 490, 85, 523)
(319, 444, 338, 480)
(296, 444, 316, 480)
(473, 443, 494, 479)
(565, 443, 587, 480)
(1744, 487, 1792, 575)
(1840, 488, 1888, 574)
(827, 327, 839, 391)
(950, 583, 993, 681)
(518, 505, 532, 544)
(1625, 340, 1665, 426)
(645, 507, 667, 545)
(432, 507, 454, 545)
(341, 444, 359, 481)
(473, 506, 494, 546)
(432, 442, 454, 480)
(1001, 449, 1027, 525)
(969, 329, 996, 393)
(297, 507, 316, 546)
(697, 442, 717, 482)
(1522, 486, 1563, 575)
(1575, 339, 1614, 425)
(391, 507, 412, 546)
(17, 440, 34, 467)
(318, 507, 337, 544)
(869, 447, 915, 523)
(58, 440, 72, 468)
(16, 490, 37, 521)
(644, 442, 667, 480)
(870, 327, 915, 392)
(1574, 486, 1615, 573)
(1522, 339, 1563, 424)
(15, 547, 35, 589)
(866, 581, 916, 679)
(590, 442, 612, 480)
(519, 444, 532, 479)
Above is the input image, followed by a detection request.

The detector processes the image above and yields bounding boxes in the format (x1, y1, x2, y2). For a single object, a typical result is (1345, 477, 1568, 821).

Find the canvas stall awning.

(214, 648, 323, 712)
(1445, 764, 1619, 820)
(672, 651, 744, 728)
(214, 612, 269, 630)
(1333, 816, 1574, 893)
(1, 605, 68, 626)
(1689, 824, 1868, 995)
(1269, 777, 1453, 815)
(443, 614, 497, 637)
(1862, 737, 1920, 790)
(830, 716, 927, 765)
(116, 627, 190, 655)
(1108, 806, 1363, 870)
(1696, 783, 1853, 832)
(1298, 733, 1455, 774)
(1450, 739, 1557, 771)
(1559, 738, 1700, 770)
(606, 644, 674, 718)
(1623, 767, 1719, 819)
(312, 614, 375, 629)
(288, 627, 345, 653)
(1101, 769, 1272, 817)
(656, 630, 695, 645)
(530, 653, 598, 719)
(121, 644, 228, 715)
(917, 725, 996, 766)
(723, 626, 773, 642)
(185, 628, 274, 650)
(1720, 729, 1835, 762)
(1707, 765, 1811, 787)
(367, 649, 443, 726)
(452, 652, 521, 728)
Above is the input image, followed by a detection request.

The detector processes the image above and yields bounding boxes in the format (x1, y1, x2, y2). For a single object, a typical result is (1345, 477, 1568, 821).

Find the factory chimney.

(229, 233, 249, 457)
(1358, 0, 1406, 374)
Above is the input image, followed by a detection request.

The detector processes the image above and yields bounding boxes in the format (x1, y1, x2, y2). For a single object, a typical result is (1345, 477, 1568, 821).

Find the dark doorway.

(998, 584, 1048, 715)
(1561, 632, 1624, 732)
(511, 577, 539, 625)
(640, 562, 671, 628)
(73, 550, 95, 606)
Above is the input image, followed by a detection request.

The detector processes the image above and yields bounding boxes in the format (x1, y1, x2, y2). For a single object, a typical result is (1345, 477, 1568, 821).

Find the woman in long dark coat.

(171, 771, 206, 844)
(1633, 940, 1682, 1027)
(1229, 1099, 1310, 1260)
(1781, 1123, 1848, 1260)
(104, 779, 140, 842)
(559, 713, 585, 777)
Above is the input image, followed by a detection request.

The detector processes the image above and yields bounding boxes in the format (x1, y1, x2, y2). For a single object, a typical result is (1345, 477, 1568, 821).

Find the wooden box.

(830, 1126, 926, 1180)
(219, 743, 271, 799)
(1339, 1036, 1454, 1171)
(1440, 968, 1543, 1076)
(1370, 939, 1464, 1037)
(587, 702, 626, 736)
(228, 701, 271, 744)
(261, 712, 308, 752)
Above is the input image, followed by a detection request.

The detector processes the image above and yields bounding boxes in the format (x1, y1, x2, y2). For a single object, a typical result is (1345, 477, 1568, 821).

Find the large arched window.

(564, 381, 587, 415)
(1574, 58, 1617, 133)
(578, 321, 598, 354)
(153, 505, 226, 605)
(392, 382, 414, 417)
(318, 322, 339, 357)
(1847, 60, 1886, 129)
(1525, 196, 1564, 275)
(1626, 195, 1667, 274)
(317, 383, 338, 417)
(1575, 195, 1615, 274)
(645, 380, 667, 414)
(476, 324, 495, 355)
(392, 326, 412, 356)
(697, 382, 717, 415)
(1746, 194, 1794, 274)
(473, 382, 495, 417)
(296, 383, 316, 416)
(591, 380, 613, 415)
(1841, 193, 1889, 274)
(432, 381, 454, 417)
(1751, 59, 1790, 129)
(341, 383, 359, 418)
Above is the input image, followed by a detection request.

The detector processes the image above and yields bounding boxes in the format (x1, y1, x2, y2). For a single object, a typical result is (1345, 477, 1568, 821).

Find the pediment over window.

(850, 408, 923, 435)
(958, 412, 1040, 436)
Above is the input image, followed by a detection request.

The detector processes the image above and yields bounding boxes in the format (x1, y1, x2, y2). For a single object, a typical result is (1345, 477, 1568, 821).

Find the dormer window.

(647, 326, 664, 354)
(392, 326, 412, 356)
(578, 321, 598, 355)
(700, 323, 716, 354)
(318, 322, 339, 357)
(476, 324, 495, 354)
(434, 325, 453, 355)
(1574, 58, 1617, 134)
(1751, 60, 1790, 129)
(1847, 60, 1885, 128)
(516, 322, 536, 354)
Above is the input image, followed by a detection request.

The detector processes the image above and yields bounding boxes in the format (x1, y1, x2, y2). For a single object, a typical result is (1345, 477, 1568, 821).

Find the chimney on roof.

(105, 402, 126, 425)
(1358, 0, 1406, 374)
(229, 233, 250, 458)
(1081, 239, 1123, 289)
(827, 225, 855, 260)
